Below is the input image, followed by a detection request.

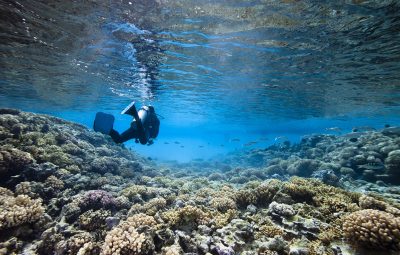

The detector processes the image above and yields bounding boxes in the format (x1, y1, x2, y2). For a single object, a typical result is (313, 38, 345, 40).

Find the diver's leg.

(109, 128, 138, 143)
(109, 129, 124, 143)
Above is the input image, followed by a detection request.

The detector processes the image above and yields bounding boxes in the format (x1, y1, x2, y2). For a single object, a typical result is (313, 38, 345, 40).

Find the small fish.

(174, 141, 180, 144)
(352, 126, 376, 132)
(164, 142, 169, 144)
(244, 141, 257, 146)
(180, 145, 184, 148)
(357, 163, 385, 170)
(382, 126, 400, 136)
(325, 127, 342, 133)
(220, 144, 224, 147)
(198, 145, 204, 148)
(230, 138, 240, 142)
(274, 136, 288, 141)
(343, 132, 363, 139)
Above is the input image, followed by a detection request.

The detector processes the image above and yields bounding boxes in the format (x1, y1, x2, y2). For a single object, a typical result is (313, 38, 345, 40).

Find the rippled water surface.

(1, 0, 400, 161)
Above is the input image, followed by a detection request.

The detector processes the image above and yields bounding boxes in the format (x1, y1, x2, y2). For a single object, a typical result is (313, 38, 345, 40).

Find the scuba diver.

(93, 102, 160, 145)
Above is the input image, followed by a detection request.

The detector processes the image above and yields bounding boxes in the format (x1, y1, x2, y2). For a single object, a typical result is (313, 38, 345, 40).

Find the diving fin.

(93, 112, 115, 135)
(121, 101, 137, 116)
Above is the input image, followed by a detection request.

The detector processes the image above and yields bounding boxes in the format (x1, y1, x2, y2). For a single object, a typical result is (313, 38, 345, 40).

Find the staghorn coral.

(0, 187, 44, 230)
(343, 209, 400, 251)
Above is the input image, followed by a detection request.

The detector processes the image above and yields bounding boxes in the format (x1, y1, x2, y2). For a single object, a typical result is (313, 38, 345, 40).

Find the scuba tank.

(121, 102, 159, 145)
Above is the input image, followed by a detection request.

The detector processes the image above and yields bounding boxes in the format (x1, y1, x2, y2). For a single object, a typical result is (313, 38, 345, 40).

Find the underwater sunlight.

(0, 0, 400, 254)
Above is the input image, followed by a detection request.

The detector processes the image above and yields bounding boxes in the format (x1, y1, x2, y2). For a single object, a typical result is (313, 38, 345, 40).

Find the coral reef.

(343, 209, 400, 251)
(0, 187, 44, 230)
(1, 109, 400, 255)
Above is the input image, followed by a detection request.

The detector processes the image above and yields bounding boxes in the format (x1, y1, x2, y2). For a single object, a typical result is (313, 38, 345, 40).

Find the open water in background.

(0, 0, 400, 162)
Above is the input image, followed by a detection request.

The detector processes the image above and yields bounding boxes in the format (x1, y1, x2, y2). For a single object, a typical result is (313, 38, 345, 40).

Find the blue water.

(1, 0, 400, 162)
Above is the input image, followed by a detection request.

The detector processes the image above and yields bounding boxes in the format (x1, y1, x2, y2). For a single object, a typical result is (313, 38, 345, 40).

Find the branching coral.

(282, 177, 359, 221)
(125, 213, 158, 229)
(81, 190, 117, 210)
(129, 197, 167, 216)
(257, 225, 284, 238)
(235, 189, 257, 208)
(55, 232, 94, 255)
(79, 209, 111, 231)
(359, 194, 400, 216)
(0, 187, 44, 230)
(343, 209, 400, 250)
(210, 197, 237, 212)
(213, 209, 237, 228)
(161, 244, 183, 255)
(161, 205, 211, 228)
(101, 216, 155, 255)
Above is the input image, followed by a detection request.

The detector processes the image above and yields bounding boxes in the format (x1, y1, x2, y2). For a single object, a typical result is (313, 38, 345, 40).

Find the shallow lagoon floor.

(0, 109, 400, 255)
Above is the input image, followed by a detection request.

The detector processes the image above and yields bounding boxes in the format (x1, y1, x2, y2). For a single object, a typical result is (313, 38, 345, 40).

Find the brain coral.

(0, 187, 44, 230)
(343, 209, 400, 251)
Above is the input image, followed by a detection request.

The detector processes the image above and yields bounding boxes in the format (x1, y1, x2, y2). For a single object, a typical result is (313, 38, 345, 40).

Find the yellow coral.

(0, 188, 44, 230)
(161, 244, 183, 255)
(359, 194, 400, 216)
(126, 213, 158, 229)
(120, 185, 148, 200)
(161, 205, 211, 227)
(255, 179, 281, 205)
(213, 209, 237, 228)
(45, 175, 64, 190)
(101, 215, 155, 255)
(258, 225, 284, 238)
(210, 197, 237, 212)
(134, 198, 167, 216)
(235, 189, 257, 207)
(343, 209, 400, 250)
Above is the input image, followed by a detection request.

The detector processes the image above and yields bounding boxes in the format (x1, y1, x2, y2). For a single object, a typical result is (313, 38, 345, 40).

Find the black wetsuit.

(108, 110, 160, 144)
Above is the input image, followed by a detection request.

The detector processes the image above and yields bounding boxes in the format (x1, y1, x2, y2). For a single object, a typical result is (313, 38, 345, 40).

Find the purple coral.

(213, 245, 235, 255)
(81, 190, 116, 210)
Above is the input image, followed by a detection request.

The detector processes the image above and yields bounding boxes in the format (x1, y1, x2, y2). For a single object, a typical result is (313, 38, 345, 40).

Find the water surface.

(1, 0, 399, 161)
